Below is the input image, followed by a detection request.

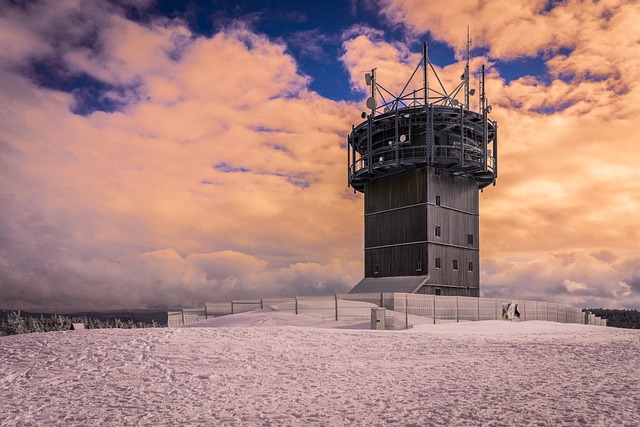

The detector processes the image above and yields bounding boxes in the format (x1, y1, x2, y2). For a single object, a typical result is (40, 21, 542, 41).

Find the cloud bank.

(1, 0, 639, 309)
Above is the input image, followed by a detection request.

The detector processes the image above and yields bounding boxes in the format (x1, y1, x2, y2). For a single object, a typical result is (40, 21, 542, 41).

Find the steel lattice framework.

(347, 39, 498, 192)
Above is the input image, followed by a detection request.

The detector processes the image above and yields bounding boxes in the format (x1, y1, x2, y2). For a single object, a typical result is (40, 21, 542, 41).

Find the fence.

(168, 293, 607, 329)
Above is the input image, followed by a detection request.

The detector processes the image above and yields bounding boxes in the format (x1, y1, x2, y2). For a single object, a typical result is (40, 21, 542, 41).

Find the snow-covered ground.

(1, 310, 638, 426)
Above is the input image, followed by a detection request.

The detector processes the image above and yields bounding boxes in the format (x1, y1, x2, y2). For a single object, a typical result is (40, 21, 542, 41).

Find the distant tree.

(586, 308, 640, 329)
(0, 311, 164, 336)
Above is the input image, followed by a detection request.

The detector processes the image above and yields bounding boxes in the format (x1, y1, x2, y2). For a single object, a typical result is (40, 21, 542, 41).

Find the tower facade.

(348, 41, 497, 296)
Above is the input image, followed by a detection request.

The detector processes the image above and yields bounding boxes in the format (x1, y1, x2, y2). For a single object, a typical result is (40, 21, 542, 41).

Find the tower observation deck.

(348, 37, 498, 297)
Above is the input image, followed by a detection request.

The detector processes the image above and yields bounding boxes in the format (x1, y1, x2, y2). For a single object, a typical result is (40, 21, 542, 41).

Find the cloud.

(0, 4, 365, 309)
(481, 252, 640, 309)
(340, 28, 422, 97)
(1, 1, 639, 310)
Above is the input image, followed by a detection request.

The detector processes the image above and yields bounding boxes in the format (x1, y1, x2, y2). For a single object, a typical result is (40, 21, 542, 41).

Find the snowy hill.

(1, 310, 638, 426)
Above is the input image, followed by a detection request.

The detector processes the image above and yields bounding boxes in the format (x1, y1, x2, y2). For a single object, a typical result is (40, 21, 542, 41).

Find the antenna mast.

(465, 26, 471, 109)
(423, 42, 429, 106)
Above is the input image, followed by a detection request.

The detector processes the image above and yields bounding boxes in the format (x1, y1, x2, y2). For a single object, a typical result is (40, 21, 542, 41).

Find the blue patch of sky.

(497, 56, 551, 84)
(28, 0, 500, 113)
(265, 143, 289, 152)
(252, 126, 279, 133)
(213, 161, 309, 188)
(531, 100, 575, 115)
(213, 162, 250, 173)
(28, 60, 133, 116)
(542, 0, 566, 13)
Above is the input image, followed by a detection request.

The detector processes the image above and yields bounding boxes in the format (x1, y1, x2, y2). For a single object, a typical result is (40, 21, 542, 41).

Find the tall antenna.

(423, 42, 429, 106)
(464, 26, 471, 109)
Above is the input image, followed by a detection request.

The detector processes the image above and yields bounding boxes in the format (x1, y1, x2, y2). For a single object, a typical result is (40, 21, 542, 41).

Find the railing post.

(260, 298, 263, 309)
(380, 292, 384, 308)
(181, 309, 185, 325)
(495, 299, 498, 320)
(335, 294, 338, 321)
(231, 301, 234, 315)
(477, 297, 480, 322)
(295, 297, 298, 315)
(205, 304, 208, 320)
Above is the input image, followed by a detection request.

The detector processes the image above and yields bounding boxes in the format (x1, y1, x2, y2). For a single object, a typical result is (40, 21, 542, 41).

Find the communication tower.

(348, 33, 498, 296)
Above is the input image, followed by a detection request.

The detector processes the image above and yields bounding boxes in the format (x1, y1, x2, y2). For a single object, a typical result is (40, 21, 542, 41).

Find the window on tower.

(435, 195, 441, 206)
(468, 262, 474, 272)
(435, 258, 441, 269)
(453, 260, 459, 271)
(435, 226, 441, 238)
(467, 234, 474, 245)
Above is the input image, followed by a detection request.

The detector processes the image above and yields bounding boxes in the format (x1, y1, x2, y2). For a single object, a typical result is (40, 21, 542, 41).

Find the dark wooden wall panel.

(365, 205, 427, 248)
(365, 169, 427, 214)
(365, 244, 427, 278)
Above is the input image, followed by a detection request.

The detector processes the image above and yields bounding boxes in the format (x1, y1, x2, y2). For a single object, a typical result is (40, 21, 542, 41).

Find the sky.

(1, 0, 639, 310)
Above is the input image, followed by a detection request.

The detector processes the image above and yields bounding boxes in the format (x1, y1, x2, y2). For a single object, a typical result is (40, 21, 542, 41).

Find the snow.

(1, 310, 639, 426)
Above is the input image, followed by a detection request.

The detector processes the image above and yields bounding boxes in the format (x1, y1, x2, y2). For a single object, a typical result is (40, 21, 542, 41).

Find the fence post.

(295, 297, 298, 315)
(522, 300, 525, 322)
(231, 301, 234, 315)
(205, 304, 208, 320)
(456, 297, 459, 323)
(477, 297, 480, 321)
(546, 302, 549, 321)
(335, 294, 338, 321)
(260, 298, 263, 309)
(405, 293, 409, 329)
(495, 299, 497, 320)
(181, 309, 185, 325)
(380, 292, 383, 308)
(433, 295, 436, 325)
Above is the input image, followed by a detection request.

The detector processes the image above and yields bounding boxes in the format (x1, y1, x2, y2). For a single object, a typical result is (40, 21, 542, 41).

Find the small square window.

(435, 195, 441, 206)
(467, 234, 474, 245)
(435, 226, 441, 238)
(453, 260, 459, 270)
(416, 261, 422, 272)
(435, 288, 442, 296)
(435, 258, 441, 269)
(468, 262, 474, 272)
(374, 264, 379, 275)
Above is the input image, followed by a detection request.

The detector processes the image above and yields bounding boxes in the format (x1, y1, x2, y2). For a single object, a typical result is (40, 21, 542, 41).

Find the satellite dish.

(366, 96, 377, 110)
(451, 99, 459, 106)
(469, 89, 476, 96)
(399, 134, 407, 143)
(365, 73, 372, 86)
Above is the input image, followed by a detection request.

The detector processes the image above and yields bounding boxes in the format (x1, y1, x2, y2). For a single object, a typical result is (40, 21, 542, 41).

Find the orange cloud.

(1, 0, 639, 310)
